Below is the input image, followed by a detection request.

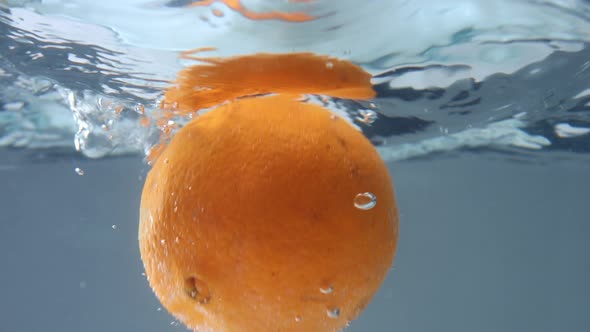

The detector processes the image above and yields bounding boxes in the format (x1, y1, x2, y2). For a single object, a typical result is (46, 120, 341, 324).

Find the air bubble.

(327, 308, 340, 318)
(354, 192, 377, 210)
(74, 167, 84, 176)
(320, 285, 334, 294)
(355, 109, 377, 125)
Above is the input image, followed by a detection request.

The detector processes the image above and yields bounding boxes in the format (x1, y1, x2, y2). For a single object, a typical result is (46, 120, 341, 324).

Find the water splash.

(1, 1, 590, 161)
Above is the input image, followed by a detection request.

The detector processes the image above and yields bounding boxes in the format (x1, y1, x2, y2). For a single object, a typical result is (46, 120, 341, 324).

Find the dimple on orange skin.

(140, 52, 398, 331)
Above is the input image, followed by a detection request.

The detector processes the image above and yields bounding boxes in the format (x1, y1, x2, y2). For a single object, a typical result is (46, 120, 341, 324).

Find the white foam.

(555, 123, 590, 138)
(378, 118, 551, 161)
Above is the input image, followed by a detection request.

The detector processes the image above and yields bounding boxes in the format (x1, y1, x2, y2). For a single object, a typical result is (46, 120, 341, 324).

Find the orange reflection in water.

(189, 0, 316, 22)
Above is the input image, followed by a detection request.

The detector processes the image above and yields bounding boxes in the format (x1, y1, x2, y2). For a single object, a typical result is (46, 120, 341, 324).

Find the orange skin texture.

(139, 94, 399, 331)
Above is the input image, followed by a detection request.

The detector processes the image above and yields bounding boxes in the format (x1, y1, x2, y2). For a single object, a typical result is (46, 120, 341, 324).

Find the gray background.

(0, 149, 588, 332)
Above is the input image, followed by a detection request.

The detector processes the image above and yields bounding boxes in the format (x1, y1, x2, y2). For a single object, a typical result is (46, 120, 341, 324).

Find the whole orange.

(139, 94, 398, 331)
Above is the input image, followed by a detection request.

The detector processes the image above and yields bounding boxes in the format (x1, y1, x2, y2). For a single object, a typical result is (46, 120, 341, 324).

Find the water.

(1, 1, 589, 332)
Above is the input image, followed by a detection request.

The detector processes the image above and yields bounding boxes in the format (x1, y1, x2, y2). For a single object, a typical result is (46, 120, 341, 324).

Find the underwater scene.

(1, 0, 589, 331)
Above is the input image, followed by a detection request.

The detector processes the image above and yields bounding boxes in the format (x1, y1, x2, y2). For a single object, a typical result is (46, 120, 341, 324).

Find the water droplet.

(175, 236, 180, 243)
(325, 61, 334, 69)
(160, 239, 166, 245)
(164, 158, 169, 164)
(295, 316, 303, 323)
(330, 114, 337, 120)
(74, 167, 84, 176)
(327, 308, 340, 318)
(355, 109, 378, 125)
(157, 307, 162, 312)
(184, 276, 211, 304)
(111, 224, 117, 230)
(135, 104, 145, 115)
(320, 285, 334, 294)
(354, 192, 377, 210)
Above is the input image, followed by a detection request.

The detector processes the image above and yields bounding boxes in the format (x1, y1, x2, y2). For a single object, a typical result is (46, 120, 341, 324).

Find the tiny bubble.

(111, 224, 117, 230)
(327, 308, 340, 318)
(74, 167, 84, 176)
(320, 285, 334, 294)
(354, 192, 377, 210)
(355, 109, 378, 125)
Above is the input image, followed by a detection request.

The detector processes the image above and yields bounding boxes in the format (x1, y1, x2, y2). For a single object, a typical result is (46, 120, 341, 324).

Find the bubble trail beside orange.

(139, 50, 399, 331)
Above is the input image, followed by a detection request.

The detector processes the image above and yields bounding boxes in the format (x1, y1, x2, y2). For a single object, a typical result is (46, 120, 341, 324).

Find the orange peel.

(139, 51, 398, 332)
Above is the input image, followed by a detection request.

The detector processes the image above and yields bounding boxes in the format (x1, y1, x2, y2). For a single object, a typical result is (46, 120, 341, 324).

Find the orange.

(139, 53, 398, 332)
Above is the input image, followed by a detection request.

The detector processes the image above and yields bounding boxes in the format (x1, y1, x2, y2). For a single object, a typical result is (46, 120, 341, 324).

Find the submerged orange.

(139, 53, 398, 331)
